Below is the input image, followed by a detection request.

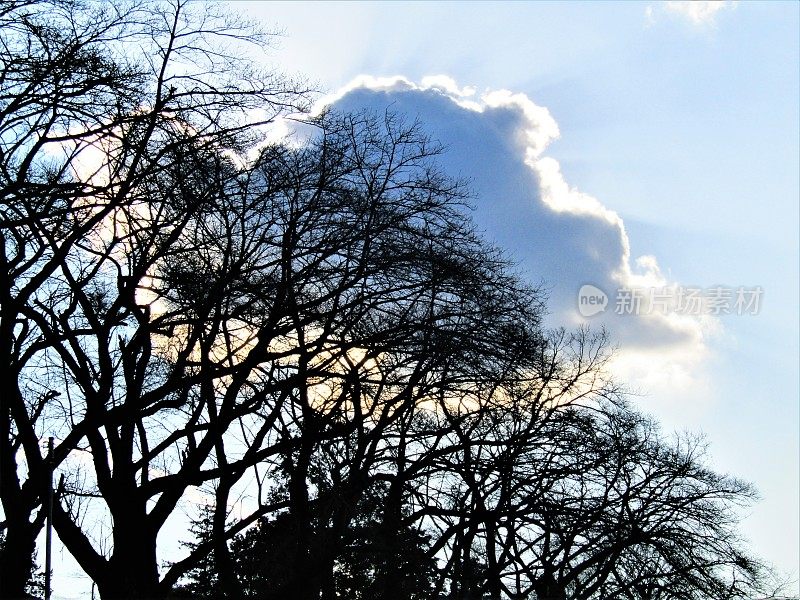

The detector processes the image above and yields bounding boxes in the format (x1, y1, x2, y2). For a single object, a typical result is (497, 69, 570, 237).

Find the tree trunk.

(95, 539, 161, 600)
(377, 473, 406, 600)
(93, 499, 160, 600)
(0, 341, 43, 599)
(284, 437, 318, 600)
(0, 518, 38, 599)
(484, 519, 502, 600)
(318, 541, 337, 600)
(533, 572, 566, 600)
(213, 479, 242, 600)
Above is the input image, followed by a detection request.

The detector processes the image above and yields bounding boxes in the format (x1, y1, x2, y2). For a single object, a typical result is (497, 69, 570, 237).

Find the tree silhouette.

(0, 0, 304, 596)
(0, 1, 783, 600)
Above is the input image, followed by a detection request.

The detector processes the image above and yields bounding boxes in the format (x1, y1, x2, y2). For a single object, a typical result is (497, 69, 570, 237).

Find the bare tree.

(0, 0, 304, 597)
(1, 8, 549, 590)
(1, 3, 778, 600)
(179, 107, 550, 600)
(441, 400, 771, 600)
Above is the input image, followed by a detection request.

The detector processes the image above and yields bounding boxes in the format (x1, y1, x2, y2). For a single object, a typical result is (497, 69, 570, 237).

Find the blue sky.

(239, 0, 799, 588)
(44, 2, 799, 596)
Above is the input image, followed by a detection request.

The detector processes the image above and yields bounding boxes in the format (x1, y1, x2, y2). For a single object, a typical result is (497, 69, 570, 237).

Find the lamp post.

(45, 436, 53, 600)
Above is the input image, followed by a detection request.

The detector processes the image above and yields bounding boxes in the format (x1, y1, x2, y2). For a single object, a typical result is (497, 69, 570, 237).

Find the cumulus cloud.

(319, 75, 718, 407)
(647, 1, 737, 27)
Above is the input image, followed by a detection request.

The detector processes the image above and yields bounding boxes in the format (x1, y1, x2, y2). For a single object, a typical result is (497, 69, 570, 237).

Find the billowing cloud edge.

(313, 75, 722, 411)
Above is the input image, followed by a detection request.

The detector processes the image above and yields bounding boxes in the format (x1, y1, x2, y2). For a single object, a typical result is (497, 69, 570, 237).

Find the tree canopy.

(0, 1, 785, 599)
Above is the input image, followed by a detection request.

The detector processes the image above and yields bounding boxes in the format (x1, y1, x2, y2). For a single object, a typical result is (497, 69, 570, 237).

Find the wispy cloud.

(647, 1, 737, 27)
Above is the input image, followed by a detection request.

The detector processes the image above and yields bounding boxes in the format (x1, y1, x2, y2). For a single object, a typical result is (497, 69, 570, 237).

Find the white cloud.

(649, 1, 737, 27)
(645, 5, 657, 26)
(319, 76, 720, 416)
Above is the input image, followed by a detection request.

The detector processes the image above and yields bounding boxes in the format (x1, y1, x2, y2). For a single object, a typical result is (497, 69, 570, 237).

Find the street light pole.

(45, 436, 53, 600)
